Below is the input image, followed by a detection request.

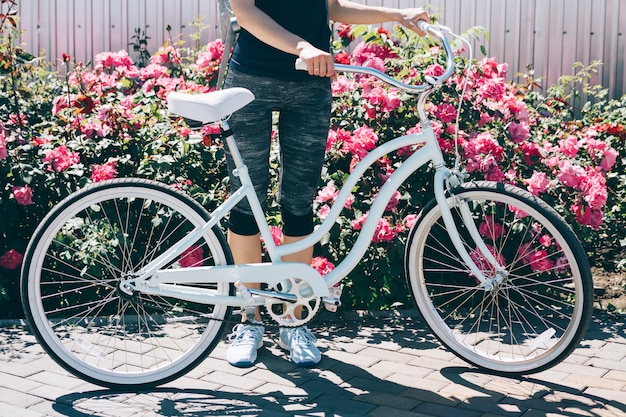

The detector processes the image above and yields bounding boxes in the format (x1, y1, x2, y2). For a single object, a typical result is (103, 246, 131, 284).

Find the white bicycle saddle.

(167, 87, 255, 124)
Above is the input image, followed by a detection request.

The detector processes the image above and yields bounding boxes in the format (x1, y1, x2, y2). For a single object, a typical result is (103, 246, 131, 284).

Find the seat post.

(221, 120, 245, 171)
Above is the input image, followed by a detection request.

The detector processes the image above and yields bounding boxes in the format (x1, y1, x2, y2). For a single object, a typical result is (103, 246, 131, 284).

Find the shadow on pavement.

(4, 308, 623, 416)
(53, 354, 623, 417)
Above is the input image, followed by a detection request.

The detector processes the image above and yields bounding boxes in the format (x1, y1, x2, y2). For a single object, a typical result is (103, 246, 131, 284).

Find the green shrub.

(0, 17, 623, 317)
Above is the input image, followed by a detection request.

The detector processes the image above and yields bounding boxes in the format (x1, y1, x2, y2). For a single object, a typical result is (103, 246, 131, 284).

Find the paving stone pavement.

(1, 308, 625, 417)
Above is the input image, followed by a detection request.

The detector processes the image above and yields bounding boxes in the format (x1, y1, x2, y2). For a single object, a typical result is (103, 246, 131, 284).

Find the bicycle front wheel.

(21, 178, 233, 388)
(405, 181, 593, 374)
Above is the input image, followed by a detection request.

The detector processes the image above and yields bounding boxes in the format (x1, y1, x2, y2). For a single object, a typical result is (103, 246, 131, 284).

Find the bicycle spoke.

(407, 183, 592, 373)
(23, 179, 231, 387)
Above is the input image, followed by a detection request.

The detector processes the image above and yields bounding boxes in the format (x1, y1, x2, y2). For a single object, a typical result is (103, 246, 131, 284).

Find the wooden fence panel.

(9, 0, 626, 99)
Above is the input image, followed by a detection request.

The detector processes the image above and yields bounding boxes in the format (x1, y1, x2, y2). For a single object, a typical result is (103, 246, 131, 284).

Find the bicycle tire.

(405, 181, 593, 374)
(21, 178, 233, 388)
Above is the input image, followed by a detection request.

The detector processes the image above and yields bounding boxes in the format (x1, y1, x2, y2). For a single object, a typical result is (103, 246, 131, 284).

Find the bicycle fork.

(433, 168, 507, 290)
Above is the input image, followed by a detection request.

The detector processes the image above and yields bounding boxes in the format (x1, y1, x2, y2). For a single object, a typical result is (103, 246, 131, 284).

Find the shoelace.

(290, 327, 317, 346)
(228, 323, 263, 344)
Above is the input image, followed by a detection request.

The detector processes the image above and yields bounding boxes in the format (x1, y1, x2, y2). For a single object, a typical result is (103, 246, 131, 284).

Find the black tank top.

(230, 0, 331, 81)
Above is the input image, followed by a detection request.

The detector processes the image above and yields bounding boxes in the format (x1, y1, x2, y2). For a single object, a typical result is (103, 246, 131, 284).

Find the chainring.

(263, 278, 322, 328)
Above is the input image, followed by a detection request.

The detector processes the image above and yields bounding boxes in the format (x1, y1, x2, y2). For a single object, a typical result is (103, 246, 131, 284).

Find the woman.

(225, 0, 430, 367)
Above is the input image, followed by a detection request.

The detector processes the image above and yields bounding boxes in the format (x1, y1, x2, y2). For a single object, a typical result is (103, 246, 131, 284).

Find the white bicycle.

(21, 22, 593, 388)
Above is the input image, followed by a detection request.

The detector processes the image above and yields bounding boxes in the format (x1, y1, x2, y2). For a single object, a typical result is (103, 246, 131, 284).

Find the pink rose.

(0, 133, 7, 160)
(363, 85, 385, 106)
(600, 147, 618, 171)
(527, 250, 554, 272)
(352, 213, 368, 231)
(12, 185, 34, 206)
(318, 204, 331, 219)
(196, 40, 225, 70)
(583, 180, 608, 210)
(316, 184, 338, 203)
(539, 234, 553, 247)
(470, 244, 507, 277)
(558, 136, 579, 158)
(404, 214, 418, 229)
(557, 160, 585, 189)
(90, 161, 117, 183)
(485, 166, 505, 182)
(521, 142, 542, 166)
(179, 245, 204, 268)
(434, 103, 457, 123)
(372, 218, 396, 243)
(579, 168, 608, 209)
(382, 88, 401, 113)
(572, 203, 604, 229)
(425, 64, 444, 77)
(0, 249, 24, 270)
(344, 194, 355, 209)
(342, 125, 378, 159)
(331, 75, 358, 96)
(480, 57, 507, 78)
(508, 121, 530, 143)
(311, 256, 336, 276)
(385, 191, 401, 212)
(479, 216, 504, 240)
(524, 171, 550, 196)
(478, 78, 505, 101)
(352, 42, 394, 71)
(42, 145, 81, 172)
(270, 226, 283, 246)
(478, 112, 494, 127)
(140, 63, 170, 81)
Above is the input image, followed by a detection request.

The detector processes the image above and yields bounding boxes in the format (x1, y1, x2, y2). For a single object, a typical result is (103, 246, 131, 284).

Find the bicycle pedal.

(323, 285, 343, 312)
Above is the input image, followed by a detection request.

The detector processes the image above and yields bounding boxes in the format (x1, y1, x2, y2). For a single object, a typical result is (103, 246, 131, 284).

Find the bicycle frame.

(130, 119, 499, 309)
(129, 23, 503, 308)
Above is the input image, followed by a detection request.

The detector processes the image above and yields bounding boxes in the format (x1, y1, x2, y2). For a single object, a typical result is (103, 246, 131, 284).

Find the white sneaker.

(226, 322, 264, 367)
(278, 326, 321, 366)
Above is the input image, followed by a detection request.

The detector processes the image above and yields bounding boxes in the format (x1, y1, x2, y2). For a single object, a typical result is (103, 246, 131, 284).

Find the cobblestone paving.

(1, 309, 625, 417)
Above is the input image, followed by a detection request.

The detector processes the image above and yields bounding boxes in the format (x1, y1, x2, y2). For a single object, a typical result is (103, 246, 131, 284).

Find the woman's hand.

(397, 8, 431, 37)
(298, 42, 336, 79)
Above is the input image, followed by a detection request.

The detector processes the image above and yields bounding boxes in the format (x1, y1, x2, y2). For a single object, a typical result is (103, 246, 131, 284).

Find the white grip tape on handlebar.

(295, 59, 307, 71)
(418, 21, 452, 38)
(417, 20, 430, 33)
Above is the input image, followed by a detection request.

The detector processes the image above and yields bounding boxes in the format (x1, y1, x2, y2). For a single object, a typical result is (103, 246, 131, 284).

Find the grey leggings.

(223, 69, 331, 236)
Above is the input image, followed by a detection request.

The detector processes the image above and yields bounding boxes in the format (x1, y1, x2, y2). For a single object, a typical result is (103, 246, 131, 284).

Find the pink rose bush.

(0, 20, 232, 316)
(311, 24, 624, 309)
(0, 18, 623, 316)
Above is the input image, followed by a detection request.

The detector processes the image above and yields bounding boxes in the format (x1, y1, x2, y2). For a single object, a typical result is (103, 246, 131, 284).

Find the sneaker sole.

(228, 359, 256, 368)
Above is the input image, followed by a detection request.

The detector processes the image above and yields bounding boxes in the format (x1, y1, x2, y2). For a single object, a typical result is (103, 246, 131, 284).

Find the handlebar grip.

(295, 58, 307, 71)
(417, 20, 451, 39)
(417, 20, 430, 33)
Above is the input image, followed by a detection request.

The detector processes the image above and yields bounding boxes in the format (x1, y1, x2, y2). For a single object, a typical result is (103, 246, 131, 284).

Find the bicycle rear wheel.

(405, 181, 593, 374)
(21, 178, 233, 388)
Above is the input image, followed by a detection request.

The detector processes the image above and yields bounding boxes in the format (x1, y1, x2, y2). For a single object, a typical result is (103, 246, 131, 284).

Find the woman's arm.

(229, 0, 430, 78)
(328, 0, 430, 36)
(230, 0, 335, 77)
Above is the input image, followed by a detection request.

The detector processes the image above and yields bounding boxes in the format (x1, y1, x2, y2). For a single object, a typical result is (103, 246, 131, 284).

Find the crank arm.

(248, 288, 298, 303)
(247, 288, 341, 306)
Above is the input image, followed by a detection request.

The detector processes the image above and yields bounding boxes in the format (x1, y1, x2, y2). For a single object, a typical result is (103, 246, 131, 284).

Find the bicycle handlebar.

(295, 21, 456, 94)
